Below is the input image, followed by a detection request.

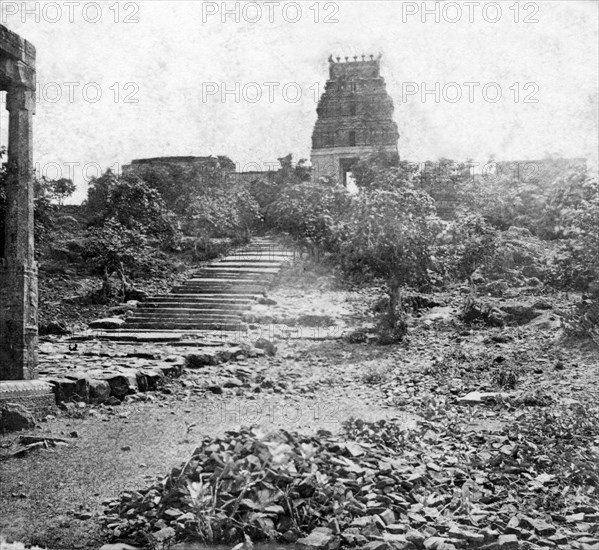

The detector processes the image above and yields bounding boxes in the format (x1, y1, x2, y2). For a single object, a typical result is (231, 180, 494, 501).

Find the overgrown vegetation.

(256, 150, 598, 343)
(1, 145, 597, 342)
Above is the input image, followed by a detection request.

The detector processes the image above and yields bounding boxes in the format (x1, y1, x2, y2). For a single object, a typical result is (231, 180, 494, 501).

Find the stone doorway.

(339, 157, 358, 188)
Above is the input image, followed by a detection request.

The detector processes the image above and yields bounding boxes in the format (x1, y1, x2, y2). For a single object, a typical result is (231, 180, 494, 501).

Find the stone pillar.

(0, 85, 38, 380)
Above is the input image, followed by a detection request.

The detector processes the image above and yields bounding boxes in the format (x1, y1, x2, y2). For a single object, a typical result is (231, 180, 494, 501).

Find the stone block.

(104, 372, 138, 399)
(49, 377, 90, 403)
(157, 362, 184, 378)
(0, 402, 35, 431)
(89, 379, 111, 403)
(136, 369, 164, 392)
(88, 317, 126, 330)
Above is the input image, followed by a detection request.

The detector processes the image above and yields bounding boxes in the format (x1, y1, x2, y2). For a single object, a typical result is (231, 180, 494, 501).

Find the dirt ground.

(0, 259, 598, 549)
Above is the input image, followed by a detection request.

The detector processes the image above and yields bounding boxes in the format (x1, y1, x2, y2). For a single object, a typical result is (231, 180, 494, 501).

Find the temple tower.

(310, 54, 399, 185)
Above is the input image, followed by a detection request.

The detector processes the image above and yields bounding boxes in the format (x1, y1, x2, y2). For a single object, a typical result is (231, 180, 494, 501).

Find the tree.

(84, 169, 119, 225)
(48, 178, 76, 205)
(339, 186, 441, 340)
(276, 154, 312, 185)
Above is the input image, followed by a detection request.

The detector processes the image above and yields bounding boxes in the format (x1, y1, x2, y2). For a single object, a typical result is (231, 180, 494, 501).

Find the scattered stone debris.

(254, 338, 277, 356)
(102, 414, 599, 549)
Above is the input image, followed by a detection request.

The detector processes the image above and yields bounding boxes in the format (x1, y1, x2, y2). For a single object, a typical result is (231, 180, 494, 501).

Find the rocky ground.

(0, 258, 598, 550)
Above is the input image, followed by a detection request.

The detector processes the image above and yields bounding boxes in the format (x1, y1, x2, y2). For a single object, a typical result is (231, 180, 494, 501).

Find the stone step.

(131, 310, 244, 319)
(170, 292, 262, 299)
(230, 247, 293, 254)
(140, 303, 249, 311)
(118, 238, 286, 333)
(128, 318, 243, 326)
(187, 273, 275, 282)
(201, 266, 280, 273)
(211, 261, 285, 268)
(175, 280, 266, 287)
(220, 255, 293, 262)
(165, 293, 261, 299)
(148, 293, 257, 304)
(125, 320, 247, 331)
(128, 312, 243, 320)
(172, 286, 266, 293)
(185, 277, 266, 284)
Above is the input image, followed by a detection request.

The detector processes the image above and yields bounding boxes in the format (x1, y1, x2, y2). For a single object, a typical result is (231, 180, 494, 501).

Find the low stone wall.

(0, 393, 56, 418)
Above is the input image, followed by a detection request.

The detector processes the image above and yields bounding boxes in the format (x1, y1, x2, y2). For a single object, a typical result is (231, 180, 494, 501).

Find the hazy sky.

(1, 0, 598, 202)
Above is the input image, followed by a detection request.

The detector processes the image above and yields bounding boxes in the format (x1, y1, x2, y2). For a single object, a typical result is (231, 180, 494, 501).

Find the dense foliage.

(185, 183, 261, 242)
(259, 152, 598, 341)
(265, 181, 351, 255)
(81, 218, 169, 277)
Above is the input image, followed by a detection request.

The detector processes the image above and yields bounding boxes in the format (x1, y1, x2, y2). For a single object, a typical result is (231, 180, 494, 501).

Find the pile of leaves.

(103, 410, 598, 549)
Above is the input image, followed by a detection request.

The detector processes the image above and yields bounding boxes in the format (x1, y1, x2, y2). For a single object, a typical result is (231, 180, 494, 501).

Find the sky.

(1, 0, 598, 203)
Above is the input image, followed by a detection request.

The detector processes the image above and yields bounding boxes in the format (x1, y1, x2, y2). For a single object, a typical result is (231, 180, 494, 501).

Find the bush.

(560, 297, 599, 347)
(547, 177, 599, 291)
(131, 156, 236, 215)
(81, 219, 169, 278)
(185, 183, 261, 241)
(435, 209, 499, 282)
(85, 172, 180, 248)
(264, 182, 352, 256)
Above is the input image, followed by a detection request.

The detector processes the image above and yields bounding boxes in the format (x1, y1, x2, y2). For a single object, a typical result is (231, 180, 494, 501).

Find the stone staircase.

(121, 237, 293, 332)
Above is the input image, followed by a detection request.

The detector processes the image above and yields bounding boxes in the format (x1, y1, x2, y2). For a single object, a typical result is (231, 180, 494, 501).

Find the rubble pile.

(103, 412, 599, 550)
